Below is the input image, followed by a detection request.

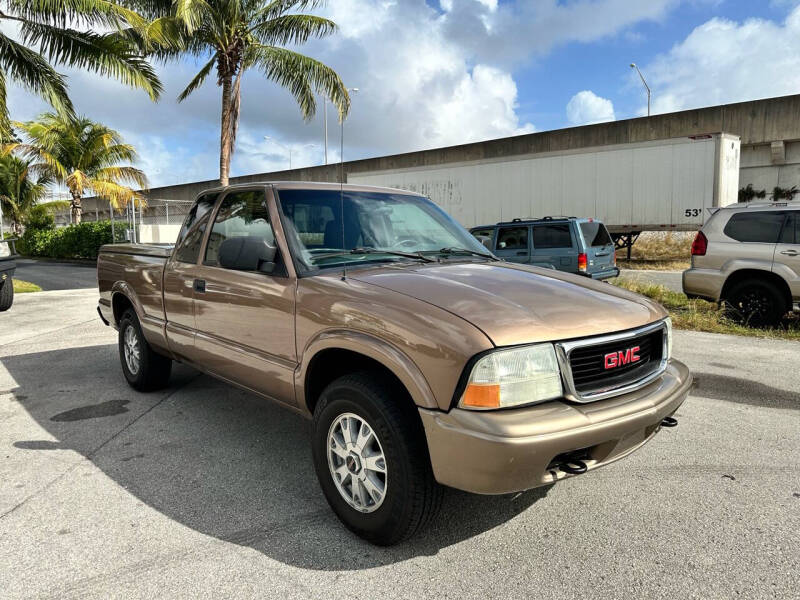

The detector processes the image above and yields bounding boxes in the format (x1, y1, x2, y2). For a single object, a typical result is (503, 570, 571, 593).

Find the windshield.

(276, 189, 492, 273)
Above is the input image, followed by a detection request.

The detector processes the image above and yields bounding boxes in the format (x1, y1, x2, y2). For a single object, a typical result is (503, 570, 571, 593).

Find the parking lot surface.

(1, 289, 798, 599)
(13, 258, 98, 291)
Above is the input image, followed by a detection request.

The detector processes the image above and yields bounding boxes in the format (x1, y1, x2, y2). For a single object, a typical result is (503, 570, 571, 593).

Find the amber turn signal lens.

(462, 383, 501, 408)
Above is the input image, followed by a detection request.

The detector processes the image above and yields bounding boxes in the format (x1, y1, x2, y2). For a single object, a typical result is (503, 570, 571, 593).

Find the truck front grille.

(557, 322, 668, 402)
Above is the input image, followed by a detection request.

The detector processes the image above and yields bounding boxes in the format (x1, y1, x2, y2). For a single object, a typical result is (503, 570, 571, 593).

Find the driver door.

(191, 187, 297, 407)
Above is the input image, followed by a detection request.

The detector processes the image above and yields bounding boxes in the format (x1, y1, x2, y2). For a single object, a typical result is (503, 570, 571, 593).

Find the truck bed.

(99, 243, 174, 258)
(98, 244, 171, 327)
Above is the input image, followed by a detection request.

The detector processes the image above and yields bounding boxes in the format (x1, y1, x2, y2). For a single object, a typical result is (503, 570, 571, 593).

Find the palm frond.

(174, 0, 211, 32)
(248, 44, 350, 120)
(0, 69, 10, 142)
(177, 54, 216, 101)
(89, 178, 144, 210)
(94, 165, 148, 189)
(6, 0, 147, 30)
(0, 33, 74, 118)
(251, 14, 336, 46)
(19, 23, 163, 101)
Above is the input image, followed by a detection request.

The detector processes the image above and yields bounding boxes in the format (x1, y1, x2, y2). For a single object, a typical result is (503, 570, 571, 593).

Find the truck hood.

(351, 262, 666, 346)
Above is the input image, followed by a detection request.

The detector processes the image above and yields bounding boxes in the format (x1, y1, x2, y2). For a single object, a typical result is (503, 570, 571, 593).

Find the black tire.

(723, 279, 787, 327)
(118, 309, 172, 391)
(311, 372, 443, 545)
(0, 278, 13, 312)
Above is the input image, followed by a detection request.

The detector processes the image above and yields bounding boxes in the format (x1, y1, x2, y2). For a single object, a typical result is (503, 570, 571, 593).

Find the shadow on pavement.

(3, 344, 550, 570)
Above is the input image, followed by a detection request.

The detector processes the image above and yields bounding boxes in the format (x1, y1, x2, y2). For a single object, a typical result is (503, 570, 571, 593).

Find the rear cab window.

(723, 211, 786, 243)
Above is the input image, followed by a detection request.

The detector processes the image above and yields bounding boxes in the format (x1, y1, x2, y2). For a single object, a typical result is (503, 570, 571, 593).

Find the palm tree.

(9, 112, 148, 223)
(0, 0, 162, 140)
(127, 0, 350, 185)
(0, 154, 56, 235)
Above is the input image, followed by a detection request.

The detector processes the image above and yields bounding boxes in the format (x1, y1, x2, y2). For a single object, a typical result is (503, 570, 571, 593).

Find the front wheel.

(118, 309, 172, 391)
(0, 278, 13, 311)
(311, 372, 443, 545)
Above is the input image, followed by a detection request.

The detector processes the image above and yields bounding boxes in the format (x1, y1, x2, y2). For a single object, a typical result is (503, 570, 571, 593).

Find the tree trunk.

(71, 193, 82, 224)
(219, 73, 233, 186)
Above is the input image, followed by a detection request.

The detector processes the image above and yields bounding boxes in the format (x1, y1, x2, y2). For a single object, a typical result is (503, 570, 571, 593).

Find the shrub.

(20, 220, 120, 259)
(25, 205, 56, 232)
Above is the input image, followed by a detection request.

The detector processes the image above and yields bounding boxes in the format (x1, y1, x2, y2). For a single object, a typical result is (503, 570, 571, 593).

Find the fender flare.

(110, 281, 145, 324)
(296, 329, 439, 413)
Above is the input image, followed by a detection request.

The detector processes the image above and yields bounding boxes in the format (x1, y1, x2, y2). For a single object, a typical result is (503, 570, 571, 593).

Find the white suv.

(683, 203, 799, 327)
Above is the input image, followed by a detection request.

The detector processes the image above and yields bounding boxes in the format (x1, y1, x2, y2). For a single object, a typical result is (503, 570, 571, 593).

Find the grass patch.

(12, 279, 41, 293)
(616, 259, 690, 271)
(612, 278, 800, 341)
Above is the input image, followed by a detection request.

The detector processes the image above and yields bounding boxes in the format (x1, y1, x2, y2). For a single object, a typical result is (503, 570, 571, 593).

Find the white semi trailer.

(348, 133, 740, 253)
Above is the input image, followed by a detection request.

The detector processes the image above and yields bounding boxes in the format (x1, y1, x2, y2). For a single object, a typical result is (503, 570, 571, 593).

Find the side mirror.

(218, 236, 277, 273)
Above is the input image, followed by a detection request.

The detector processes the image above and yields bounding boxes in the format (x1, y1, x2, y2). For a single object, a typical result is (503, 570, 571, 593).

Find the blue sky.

(8, 0, 800, 187)
(514, 0, 796, 128)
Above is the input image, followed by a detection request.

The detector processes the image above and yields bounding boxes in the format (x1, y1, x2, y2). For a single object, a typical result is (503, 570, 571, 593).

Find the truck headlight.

(460, 343, 563, 410)
(664, 317, 673, 359)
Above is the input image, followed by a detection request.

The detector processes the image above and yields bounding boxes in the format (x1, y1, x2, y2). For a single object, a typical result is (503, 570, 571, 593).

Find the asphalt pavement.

(12, 258, 97, 291)
(0, 289, 798, 599)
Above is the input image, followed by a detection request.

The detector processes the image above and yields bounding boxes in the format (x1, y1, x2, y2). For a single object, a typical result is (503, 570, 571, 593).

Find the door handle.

(780, 250, 798, 256)
(516, 251, 527, 256)
(595, 251, 610, 257)
(193, 278, 206, 293)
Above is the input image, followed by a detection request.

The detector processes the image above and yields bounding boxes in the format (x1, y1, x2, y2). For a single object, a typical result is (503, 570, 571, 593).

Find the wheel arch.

(720, 269, 792, 311)
(297, 331, 439, 416)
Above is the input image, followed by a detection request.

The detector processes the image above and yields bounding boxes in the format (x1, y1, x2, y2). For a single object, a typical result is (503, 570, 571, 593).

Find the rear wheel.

(0, 278, 13, 311)
(118, 309, 172, 391)
(723, 279, 787, 327)
(311, 372, 443, 545)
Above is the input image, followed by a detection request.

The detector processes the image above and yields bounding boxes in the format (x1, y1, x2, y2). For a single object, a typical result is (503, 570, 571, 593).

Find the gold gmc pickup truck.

(97, 182, 691, 545)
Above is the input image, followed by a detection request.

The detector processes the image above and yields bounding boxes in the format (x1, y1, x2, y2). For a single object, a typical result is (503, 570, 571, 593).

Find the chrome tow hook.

(559, 459, 588, 475)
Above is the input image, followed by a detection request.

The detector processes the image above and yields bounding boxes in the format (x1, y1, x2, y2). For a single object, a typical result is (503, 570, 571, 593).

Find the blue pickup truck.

(0, 238, 17, 311)
(471, 217, 620, 280)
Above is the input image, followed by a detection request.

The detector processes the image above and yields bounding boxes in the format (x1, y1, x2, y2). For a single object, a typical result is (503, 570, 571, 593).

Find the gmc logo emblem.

(604, 346, 641, 369)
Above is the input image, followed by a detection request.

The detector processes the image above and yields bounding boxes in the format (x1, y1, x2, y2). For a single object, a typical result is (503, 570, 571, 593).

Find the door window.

(174, 194, 217, 263)
(204, 190, 277, 268)
(780, 212, 798, 244)
(497, 227, 528, 250)
(533, 223, 573, 249)
(723, 211, 785, 243)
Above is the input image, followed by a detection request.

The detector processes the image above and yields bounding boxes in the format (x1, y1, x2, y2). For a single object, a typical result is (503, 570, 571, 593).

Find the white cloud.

(6, 0, 681, 187)
(566, 91, 616, 125)
(643, 7, 800, 115)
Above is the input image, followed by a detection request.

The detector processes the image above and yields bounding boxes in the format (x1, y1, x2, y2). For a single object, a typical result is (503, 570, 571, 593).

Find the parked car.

(683, 202, 799, 326)
(0, 238, 18, 312)
(470, 217, 620, 280)
(98, 182, 690, 545)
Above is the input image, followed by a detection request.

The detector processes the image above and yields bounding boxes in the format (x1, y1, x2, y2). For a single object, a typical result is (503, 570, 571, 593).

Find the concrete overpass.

(74, 93, 800, 226)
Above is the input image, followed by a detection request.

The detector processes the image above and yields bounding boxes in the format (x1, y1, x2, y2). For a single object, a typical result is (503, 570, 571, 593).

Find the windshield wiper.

(431, 247, 499, 261)
(314, 247, 434, 263)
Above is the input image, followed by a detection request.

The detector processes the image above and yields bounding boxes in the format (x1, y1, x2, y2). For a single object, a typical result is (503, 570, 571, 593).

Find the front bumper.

(419, 359, 691, 494)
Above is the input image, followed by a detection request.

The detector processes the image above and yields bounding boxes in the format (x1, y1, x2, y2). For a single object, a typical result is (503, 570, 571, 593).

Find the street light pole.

(340, 87, 359, 183)
(630, 62, 651, 117)
(324, 99, 328, 165)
